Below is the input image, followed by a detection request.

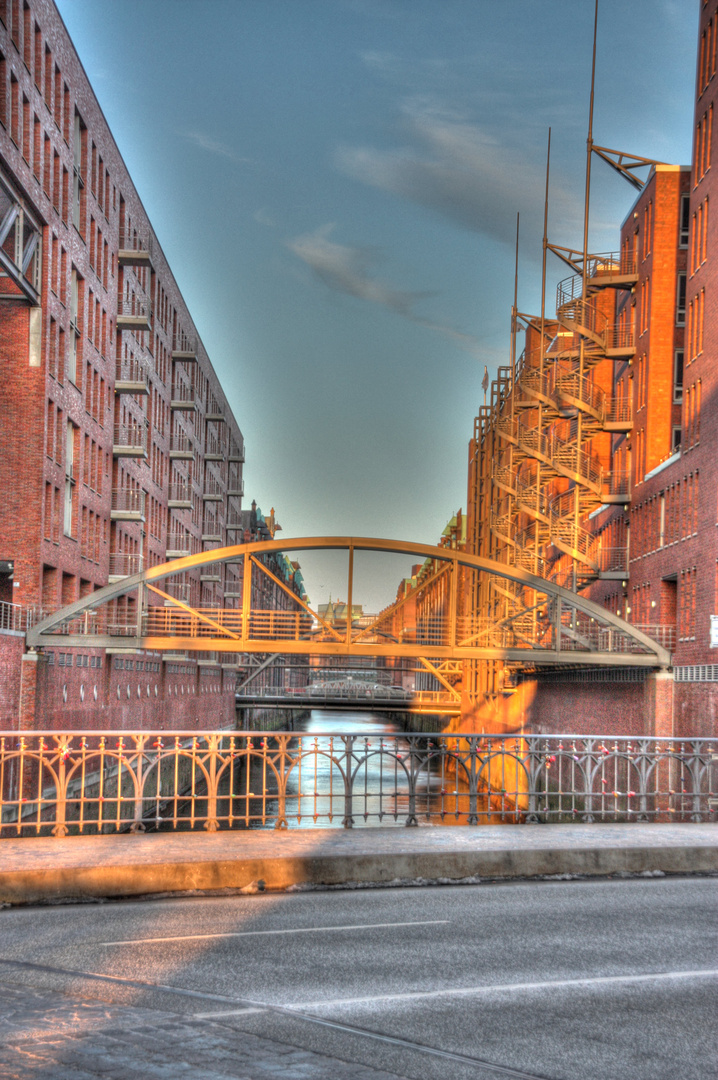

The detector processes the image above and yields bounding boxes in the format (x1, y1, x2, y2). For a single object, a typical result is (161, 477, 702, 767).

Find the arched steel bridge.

(26, 537, 671, 674)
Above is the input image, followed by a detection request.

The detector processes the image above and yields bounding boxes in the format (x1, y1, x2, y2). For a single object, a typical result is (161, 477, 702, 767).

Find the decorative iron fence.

(1, 732, 716, 837)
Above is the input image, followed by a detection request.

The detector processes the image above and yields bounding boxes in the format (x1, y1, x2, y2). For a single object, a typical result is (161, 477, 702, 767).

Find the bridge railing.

(2, 732, 715, 836)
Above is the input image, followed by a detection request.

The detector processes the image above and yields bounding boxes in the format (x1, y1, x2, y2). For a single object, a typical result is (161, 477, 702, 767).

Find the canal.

(241, 708, 496, 829)
(151, 709, 498, 831)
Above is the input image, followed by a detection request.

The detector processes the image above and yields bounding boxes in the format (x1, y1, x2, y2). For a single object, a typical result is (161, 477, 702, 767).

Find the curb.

(1, 830, 717, 905)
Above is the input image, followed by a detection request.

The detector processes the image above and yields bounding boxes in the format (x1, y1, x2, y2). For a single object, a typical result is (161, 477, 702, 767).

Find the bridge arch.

(26, 536, 671, 668)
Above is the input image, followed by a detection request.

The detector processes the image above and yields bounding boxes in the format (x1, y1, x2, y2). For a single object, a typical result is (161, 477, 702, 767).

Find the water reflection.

(247, 709, 496, 829)
(151, 711, 502, 831)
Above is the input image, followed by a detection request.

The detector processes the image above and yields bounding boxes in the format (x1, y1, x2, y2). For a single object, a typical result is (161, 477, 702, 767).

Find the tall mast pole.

(511, 211, 519, 409)
(540, 128, 551, 351)
(582, 0, 599, 299)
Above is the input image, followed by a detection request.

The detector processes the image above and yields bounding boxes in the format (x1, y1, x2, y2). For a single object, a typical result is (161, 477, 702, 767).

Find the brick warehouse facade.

(464, 1, 718, 738)
(0, 0, 304, 730)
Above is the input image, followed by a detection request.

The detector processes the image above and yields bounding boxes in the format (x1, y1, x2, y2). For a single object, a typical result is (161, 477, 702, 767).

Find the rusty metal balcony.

(118, 230, 153, 269)
(117, 296, 152, 332)
(115, 356, 150, 395)
(111, 489, 146, 522)
(113, 422, 148, 459)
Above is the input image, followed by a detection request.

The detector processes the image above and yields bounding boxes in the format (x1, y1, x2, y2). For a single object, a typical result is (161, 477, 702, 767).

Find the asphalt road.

(1, 876, 716, 1080)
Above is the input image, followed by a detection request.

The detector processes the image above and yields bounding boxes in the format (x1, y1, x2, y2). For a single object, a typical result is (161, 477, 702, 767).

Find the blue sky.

(56, 0, 697, 609)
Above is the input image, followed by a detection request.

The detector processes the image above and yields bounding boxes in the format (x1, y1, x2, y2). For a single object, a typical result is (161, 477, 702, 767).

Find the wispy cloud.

(287, 224, 487, 359)
(335, 100, 582, 245)
(181, 130, 253, 164)
(254, 207, 277, 228)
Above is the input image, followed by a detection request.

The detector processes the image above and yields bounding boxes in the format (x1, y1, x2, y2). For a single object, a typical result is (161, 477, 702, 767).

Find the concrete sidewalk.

(1, 823, 717, 905)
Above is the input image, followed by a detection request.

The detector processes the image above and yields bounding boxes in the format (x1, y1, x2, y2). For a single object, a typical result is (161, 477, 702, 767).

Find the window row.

(694, 105, 713, 185)
(686, 288, 705, 362)
(630, 471, 700, 559)
(690, 197, 709, 274)
(683, 380, 702, 450)
(678, 567, 697, 641)
(698, 15, 717, 97)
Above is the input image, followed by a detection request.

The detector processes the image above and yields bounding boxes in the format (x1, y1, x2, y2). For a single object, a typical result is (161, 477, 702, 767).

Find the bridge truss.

(26, 538, 671, 714)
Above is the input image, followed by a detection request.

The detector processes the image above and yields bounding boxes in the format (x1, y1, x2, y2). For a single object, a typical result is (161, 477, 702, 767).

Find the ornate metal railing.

(1, 732, 715, 836)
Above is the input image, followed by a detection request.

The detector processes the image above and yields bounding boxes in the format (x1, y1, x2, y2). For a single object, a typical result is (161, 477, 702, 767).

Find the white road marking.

(193, 1007, 266, 1019)
(287, 967, 718, 1009)
(98, 919, 449, 946)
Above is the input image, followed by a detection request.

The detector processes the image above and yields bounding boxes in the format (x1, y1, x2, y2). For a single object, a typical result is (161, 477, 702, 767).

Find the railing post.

(204, 734, 220, 832)
(242, 555, 252, 644)
(448, 558, 458, 648)
(346, 546, 354, 646)
(342, 735, 355, 828)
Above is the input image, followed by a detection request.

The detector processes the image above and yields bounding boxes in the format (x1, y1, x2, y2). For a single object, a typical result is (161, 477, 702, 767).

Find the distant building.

(235, 502, 309, 696)
(464, 1, 718, 737)
(0, 0, 249, 728)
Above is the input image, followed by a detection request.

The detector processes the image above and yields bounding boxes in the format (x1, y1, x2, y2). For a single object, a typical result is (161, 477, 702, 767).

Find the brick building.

(0, 0, 255, 729)
(464, 0, 718, 737)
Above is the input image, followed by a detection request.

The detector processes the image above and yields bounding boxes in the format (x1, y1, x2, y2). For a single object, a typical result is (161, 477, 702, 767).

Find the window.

(669, 423, 682, 453)
(72, 111, 83, 230)
(640, 277, 650, 334)
(680, 194, 690, 247)
(68, 266, 78, 382)
(643, 201, 652, 259)
(673, 349, 684, 403)
(10, 72, 19, 146)
(64, 421, 76, 536)
(676, 273, 686, 325)
(0, 51, 6, 129)
(695, 105, 713, 183)
(692, 197, 709, 272)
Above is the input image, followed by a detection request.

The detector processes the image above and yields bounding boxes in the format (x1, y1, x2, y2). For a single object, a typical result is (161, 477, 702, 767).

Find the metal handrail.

(168, 482, 192, 503)
(2, 732, 714, 834)
(172, 334, 197, 354)
(117, 296, 151, 319)
(170, 383, 196, 403)
(111, 489, 145, 514)
(496, 415, 603, 489)
(0, 601, 46, 632)
(108, 552, 143, 577)
(115, 357, 149, 386)
(113, 423, 148, 449)
(118, 231, 153, 256)
(169, 432, 195, 454)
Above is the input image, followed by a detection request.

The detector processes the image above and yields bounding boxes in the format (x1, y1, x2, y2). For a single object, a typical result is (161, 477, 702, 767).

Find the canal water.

(153, 709, 496, 830)
(244, 708, 494, 828)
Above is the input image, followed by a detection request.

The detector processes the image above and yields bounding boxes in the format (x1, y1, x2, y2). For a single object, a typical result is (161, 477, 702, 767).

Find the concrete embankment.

(1, 824, 716, 905)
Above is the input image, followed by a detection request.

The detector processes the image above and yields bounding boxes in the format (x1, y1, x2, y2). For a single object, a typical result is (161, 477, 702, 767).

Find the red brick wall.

(0, 634, 24, 726)
(527, 678, 649, 737)
(0, 0, 246, 732)
(30, 649, 235, 731)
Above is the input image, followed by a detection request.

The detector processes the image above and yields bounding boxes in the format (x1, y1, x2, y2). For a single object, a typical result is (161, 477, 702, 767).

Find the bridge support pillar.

(645, 671, 674, 740)
(19, 650, 39, 730)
